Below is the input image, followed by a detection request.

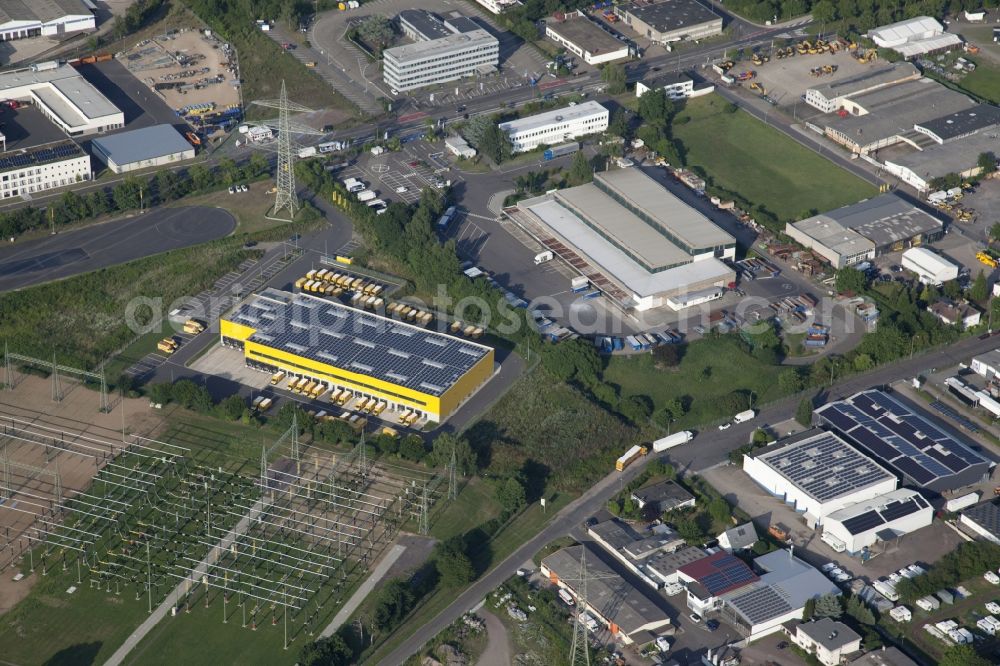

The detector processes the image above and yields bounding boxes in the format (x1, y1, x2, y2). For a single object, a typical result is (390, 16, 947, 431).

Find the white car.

(821, 563, 838, 573)
(395, 186, 409, 193)
(240, 184, 248, 192)
(689, 613, 702, 624)
(889, 573, 903, 585)
(834, 572, 852, 583)
(228, 186, 235, 194)
(655, 636, 671, 652)
(718, 422, 731, 431)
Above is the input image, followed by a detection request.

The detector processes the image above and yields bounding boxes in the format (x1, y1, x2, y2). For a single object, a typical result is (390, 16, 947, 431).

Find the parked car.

(718, 422, 731, 431)
(689, 613, 702, 624)
(706, 619, 720, 631)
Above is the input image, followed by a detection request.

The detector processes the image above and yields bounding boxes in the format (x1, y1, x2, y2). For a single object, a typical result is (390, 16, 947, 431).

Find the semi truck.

(652, 431, 694, 452)
(615, 444, 648, 471)
(357, 190, 377, 202)
(733, 409, 756, 423)
(543, 142, 580, 161)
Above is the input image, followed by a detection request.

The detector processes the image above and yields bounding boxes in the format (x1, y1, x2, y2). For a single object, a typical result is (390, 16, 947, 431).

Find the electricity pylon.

(251, 80, 322, 220)
(563, 546, 619, 666)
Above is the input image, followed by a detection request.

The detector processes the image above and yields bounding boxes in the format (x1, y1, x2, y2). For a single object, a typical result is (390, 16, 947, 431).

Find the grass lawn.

(602, 335, 787, 427)
(429, 476, 503, 542)
(673, 96, 876, 222)
(176, 182, 285, 235)
(959, 59, 1000, 104)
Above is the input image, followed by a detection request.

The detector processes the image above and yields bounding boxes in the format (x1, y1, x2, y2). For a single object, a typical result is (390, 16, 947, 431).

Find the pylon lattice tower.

(565, 547, 619, 666)
(251, 80, 322, 221)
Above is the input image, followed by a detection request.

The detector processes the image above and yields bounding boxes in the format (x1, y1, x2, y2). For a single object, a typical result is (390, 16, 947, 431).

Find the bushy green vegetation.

(0, 240, 255, 369)
(896, 542, 1000, 602)
(672, 97, 876, 229)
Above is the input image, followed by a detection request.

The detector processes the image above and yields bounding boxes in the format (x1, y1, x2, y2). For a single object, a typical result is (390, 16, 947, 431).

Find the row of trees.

(0, 153, 269, 239)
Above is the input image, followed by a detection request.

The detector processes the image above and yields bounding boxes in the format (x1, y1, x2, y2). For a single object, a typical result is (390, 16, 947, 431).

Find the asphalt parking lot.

(745, 49, 883, 110)
(336, 139, 460, 206)
(77, 60, 185, 133)
(0, 206, 236, 292)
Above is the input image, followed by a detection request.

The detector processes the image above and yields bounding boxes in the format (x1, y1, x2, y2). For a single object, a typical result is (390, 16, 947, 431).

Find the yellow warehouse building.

(220, 288, 494, 423)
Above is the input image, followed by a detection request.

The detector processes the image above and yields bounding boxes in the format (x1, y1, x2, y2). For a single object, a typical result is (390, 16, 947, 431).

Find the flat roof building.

(815, 389, 993, 493)
(645, 545, 708, 586)
(848, 647, 919, 666)
(785, 193, 945, 268)
(742, 429, 898, 528)
(220, 288, 495, 423)
(820, 78, 974, 154)
(91, 124, 195, 174)
(960, 499, 1000, 544)
(677, 551, 759, 615)
(804, 62, 921, 113)
(631, 479, 696, 512)
(721, 550, 841, 640)
(971, 350, 1000, 382)
(545, 12, 629, 65)
(788, 619, 862, 666)
(383, 29, 498, 92)
(0, 61, 122, 136)
(0, 0, 95, 41)
(636, 71, 697, 99)
(0, 139, 89, 200)
(821, 488, 933, 555)
(397, 9, 453, 41)
(499, 101, 608, 153)
(507, 167, 735, 311)
(616, 0, 722, 44)
(868, 16, 963, 59)
(542, 544, 672, 644)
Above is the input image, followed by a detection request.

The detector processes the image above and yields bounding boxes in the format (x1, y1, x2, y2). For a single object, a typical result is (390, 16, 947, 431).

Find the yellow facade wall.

(438, 348, 495, 418)
(220, 318, 258, 342)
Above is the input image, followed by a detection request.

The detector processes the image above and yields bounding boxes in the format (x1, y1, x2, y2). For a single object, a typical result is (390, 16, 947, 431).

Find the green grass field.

(958, 59, 1000, 104)
(602, 335, 787, 427)
(673, 96, 876, 222)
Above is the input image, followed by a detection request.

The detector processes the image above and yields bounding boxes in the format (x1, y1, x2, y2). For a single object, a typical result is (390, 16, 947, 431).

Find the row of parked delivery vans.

(449, 320, 485, 339)
(271, 371, 420, 426)
(294, 269, 386, 298)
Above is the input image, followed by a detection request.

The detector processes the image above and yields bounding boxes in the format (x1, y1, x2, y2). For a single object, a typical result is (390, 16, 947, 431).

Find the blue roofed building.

(91, 124, 195, 174)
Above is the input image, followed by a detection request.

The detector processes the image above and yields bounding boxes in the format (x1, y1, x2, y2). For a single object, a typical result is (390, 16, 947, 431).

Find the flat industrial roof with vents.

(224, 288, 492, 397)
(816, 389, 994, 492)
(748, 430, 896, 503)
(0, 63, 120, 124)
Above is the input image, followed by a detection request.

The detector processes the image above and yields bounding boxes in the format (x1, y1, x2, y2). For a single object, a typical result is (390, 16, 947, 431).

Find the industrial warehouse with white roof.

(0, 61, 122, 136)
(867, 16, 963, 59)
(90, 124, 195, 174)
(505, 167, 735, 311)
(820, 488, 933, 555)
(742, 429, 898, 528)
(0, 0, 96, 42)
(785, 193, 945, 268)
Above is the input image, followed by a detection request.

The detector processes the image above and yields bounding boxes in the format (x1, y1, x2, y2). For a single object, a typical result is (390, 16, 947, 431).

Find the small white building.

(91, 124, 195, 174)
(635, 72, 705, 99)
(927, 299, 981, 329)
(0, 139, 90, 200)
(472, 0, 522, 13)
(961, 499, 1000, 544)
(821, 489, 933, 555)
(971, 350, 1000, 381)
(444, 135, 477, 159)
(901, 247, 958, 285)
(789, 619, 862, 666)
(965, 9, 987, 22)
(717, 522, 757, 553)
(742, 429, 898, 528)
(499, 101, 609, 153)
(0, 0, 95, 41)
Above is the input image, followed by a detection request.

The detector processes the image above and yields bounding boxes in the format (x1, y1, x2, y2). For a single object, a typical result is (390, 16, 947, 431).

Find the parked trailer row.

(450, 320, 485, 339)
(616, 445, 648, 471)
(387, 302, 434, 326)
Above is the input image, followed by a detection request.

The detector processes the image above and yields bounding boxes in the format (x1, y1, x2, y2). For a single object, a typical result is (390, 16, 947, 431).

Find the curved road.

(0, 205, 236, 292)
(378, 332, 1000, 665)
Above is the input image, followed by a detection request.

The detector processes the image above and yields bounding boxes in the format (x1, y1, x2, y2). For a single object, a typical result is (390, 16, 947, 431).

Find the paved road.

(377, 332, 1000, 665)
(0, 206, 236, 292)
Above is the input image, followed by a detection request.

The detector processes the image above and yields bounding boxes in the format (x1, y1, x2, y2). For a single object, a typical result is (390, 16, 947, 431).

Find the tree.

(357, 15, 394, 51)
(372, 579, 414, 631)
(540, 338, 601, 384)
(567, 150, 593, 185)
(218, 157, 240, 185)
(845, 595, 875, 625)
(940, 644, 992, 666)
(835, 267, 866, 294)
(87, 189, 109, 217)
(601, 63, 627, 95)
(978, 151, 997, 175)
(970, 270, 989, 303)
(708, 498, 731, 524)
(299, 634, 353, 666)
(248, 152, 269, 178)
(188, 164, 213, 191)
(219, 394, 246, 421)
(653, 344, 682, 368)
(608, 109, 629, 138)
(496, 476, 526, 512)
(619, 395, 653, 424)
(803, 597, 816, 620)
(170, 379, 212, 412)
(113, 177, 142, 211)
(795, 397, 813, 427)
(154, 169, 180, 202)
(811, 0, 838, 23)
(813, 593, 842, 619)
(427, 432, 476, 475)
(777, 368, 804, 393)
(478, 123, 512, 164)
(435, 536, 475, 587)
(147, 382, 173, 405)
(399, 435, 426, 462)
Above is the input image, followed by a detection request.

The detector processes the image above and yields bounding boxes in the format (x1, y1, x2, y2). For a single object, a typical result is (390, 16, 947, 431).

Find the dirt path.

(474, 608, 512, 666)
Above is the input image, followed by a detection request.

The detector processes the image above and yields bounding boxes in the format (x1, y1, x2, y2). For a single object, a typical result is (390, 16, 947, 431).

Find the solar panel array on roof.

(682, 553, 759, 596)
(815, 389, 992, 491)
(0, 141, 81, 171)
(726, 584, 793, 625)
(754, 431, 895, 502)
(838, 494, 928, 535)
(229, 289, 491, 397)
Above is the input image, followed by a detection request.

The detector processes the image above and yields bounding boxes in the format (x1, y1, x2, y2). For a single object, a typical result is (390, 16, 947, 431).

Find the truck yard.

(122, 28, 242, 142)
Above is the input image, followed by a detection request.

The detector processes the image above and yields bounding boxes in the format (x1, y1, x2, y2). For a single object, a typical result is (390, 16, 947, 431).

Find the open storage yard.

(122, 28, 241, 140)
(673, 96, 876, 222)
